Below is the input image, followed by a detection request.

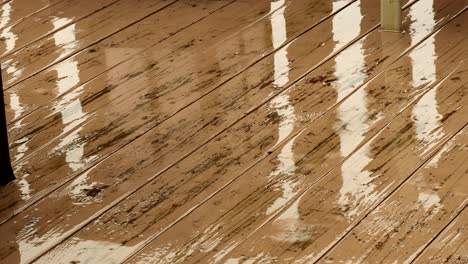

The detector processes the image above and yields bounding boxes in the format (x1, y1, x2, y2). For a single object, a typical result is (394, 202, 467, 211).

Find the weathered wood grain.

(414, 207, 468, 263)
(5, 0, 238, 149)
(0, 0, 358, 222)
(0, 0, 365, 262)
(0, 0, 118, 57)
(1, 0, 238, 219)
(158, 62, 467, 264)
(3, 0, 271, 126)
(0, 0, 465, 263)
(119, 14, 468, 264)
(0, 0, 64, 31)
(27, 1, 467, 263)
(1, 0, 177, 88)
(320, 126, 467, 263)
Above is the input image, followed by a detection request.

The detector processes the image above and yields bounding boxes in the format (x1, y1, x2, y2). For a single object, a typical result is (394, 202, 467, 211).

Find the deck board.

(0, 1, 372, 261)
(0, 0, 239, 221)
(1, 0, 177, 88)
(0, 0, 66, 32)
(117, 10, 468, 263)
(320, 126, 468, 263)
(0, 0, 118, 58)
(0, 0, 358, 223)
(0, 0, 364, 227)
(3, 0, 262, 126)
(28, 0, 468, 263)
(414, 207, 468, 263)
(0, 0, 466, 263)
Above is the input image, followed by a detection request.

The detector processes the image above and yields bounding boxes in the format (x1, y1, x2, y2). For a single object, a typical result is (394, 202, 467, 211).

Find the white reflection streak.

(2, 2, 24, 84)
(418, 191, 441, 214)
(332, 0, 351, 12)
(264, 0, 310, 246)
(266, 0, 298, 216)
(50, 18, 87, 172)
(0, 2, 31, 199)
(332, 2, 374, 218)
(1, 2, 25, 130)
(410, 1, 443, 149)
(409, 0, 444, 215)
(35, 238, 144, 264)
(198, 2, 297, 261)
(1, 2, 16, 53)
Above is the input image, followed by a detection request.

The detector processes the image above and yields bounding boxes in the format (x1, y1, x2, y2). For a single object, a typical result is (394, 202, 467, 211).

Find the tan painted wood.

(27, 2, 468, 263)
(4, 0, 238, 131)
(320, 127, 468, 263)
(381, 0, 402, 31)
(0, 0, 359, 222)
(119, 17, 468, 263)
(0, 0, 117, 58)
(0, 0, 238, 220)
(1, 0, 178, 89)
(414, 208, 468, 263)
(0, 0, 365, 262)
(3, 0, 267, 126)
(0, 0, 465, 262)
(0, 0, 64, 31)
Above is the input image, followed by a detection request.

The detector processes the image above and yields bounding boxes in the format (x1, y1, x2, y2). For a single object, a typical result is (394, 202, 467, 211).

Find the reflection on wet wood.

(0, 0, 466, 263)
(321, 127, 468, 263)
(0, 65, 14, 184)
(0, 0, 119, 58)
(0, 0, 362, 262)
(1, 0, 177, 88)
(1, 0, 358, 223)
(121, 15, 468, 263)
(3, 0, 262, 125)
(0, 0, 236, 221)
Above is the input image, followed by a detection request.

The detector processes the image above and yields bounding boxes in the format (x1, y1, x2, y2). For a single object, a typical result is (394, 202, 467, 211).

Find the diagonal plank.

(3, 0, 272, 126)
(119, 15, 468, 264)
(5, 0, 238, 159)
(0, 0, 414, 262)
(222, 68, 468, 263)
(0, 0, 359, 222)
(413, 207, 468, 263)
(3, 2, 354, 163)
(0, 0, 66, 31)
(319, 126, 468, 263)
(0, 0, 118, 57)
(0, 0, 366, 262)
(0, 0, 179, 89)
(27, 1, 468, 263)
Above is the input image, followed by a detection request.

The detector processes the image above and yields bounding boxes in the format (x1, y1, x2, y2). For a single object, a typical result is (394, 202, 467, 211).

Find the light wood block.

(381, 0, 401, 32)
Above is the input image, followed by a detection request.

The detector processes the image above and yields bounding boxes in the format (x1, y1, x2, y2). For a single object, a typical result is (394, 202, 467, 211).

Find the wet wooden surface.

(0, 0, 466, 263)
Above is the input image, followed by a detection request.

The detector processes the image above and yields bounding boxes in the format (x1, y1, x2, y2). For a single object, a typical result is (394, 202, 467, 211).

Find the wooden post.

(381, 0, 401, 32)
(0, 66, 15, 185)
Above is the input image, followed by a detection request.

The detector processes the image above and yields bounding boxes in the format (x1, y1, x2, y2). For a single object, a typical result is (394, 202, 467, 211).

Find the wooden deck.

(0, 0, 467, 263)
